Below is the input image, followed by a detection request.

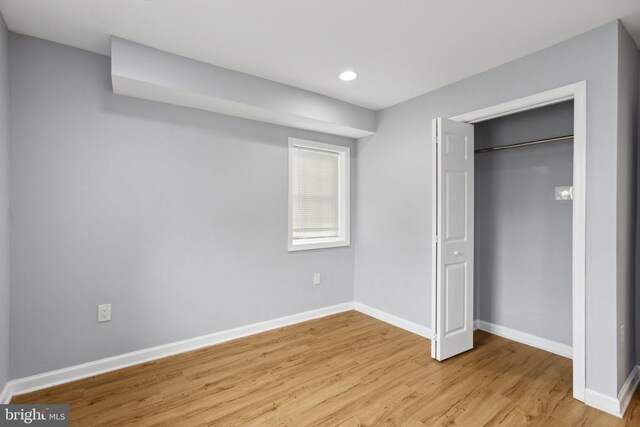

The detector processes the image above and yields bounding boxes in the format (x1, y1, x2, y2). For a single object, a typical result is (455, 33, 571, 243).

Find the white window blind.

(288, 138, 350, 251)
(291, 146, 340, 239)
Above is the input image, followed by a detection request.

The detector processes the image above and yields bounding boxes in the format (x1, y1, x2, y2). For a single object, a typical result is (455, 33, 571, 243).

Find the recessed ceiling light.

(339, 70, 358, 81)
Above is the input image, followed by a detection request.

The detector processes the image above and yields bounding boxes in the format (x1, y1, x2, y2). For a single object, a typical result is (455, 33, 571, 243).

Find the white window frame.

(288, 138, 350, 251)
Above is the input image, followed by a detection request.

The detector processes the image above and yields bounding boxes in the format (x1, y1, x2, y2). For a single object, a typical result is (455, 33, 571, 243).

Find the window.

(288, 138, 350, 251)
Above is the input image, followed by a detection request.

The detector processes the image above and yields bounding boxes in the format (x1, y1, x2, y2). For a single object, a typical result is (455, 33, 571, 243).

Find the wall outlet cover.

(98, 304, 112, 322)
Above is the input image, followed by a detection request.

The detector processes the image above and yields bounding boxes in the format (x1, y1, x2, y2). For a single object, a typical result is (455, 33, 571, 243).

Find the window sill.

(288, 239, 350, 252)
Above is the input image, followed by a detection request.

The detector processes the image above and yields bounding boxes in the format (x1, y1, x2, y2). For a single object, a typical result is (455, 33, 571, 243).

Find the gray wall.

(8, 34, 356, 379)
(637, 44, 640, 380)
(617, 25, 639, 391)
(474, 102, 573, 346)
(0, 14, 9, 393)
(354, 21, 626, 398)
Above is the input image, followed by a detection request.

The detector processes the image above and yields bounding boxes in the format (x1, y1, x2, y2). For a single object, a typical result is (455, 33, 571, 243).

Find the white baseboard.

(5, 301, 431, 401)
(587, 365, 640, 418)
(475, 320, 572, 359)
(617, 365, 640, 418)
(353, 302, 432, 338)
(5, 301, 355, 400)
(585, 388, 621, 417)
(0, 381, 10, 404)
(4, 300, 632, 420)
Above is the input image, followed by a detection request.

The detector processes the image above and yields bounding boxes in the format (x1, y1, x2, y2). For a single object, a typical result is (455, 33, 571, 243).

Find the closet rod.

(474, 134, 574, 154)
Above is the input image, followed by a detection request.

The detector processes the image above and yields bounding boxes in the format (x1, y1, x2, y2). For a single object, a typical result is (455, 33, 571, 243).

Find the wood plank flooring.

(12, 311, 640, 426)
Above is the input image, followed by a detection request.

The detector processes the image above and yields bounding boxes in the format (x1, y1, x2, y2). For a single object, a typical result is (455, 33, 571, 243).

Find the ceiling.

(0, 0, 639, 110)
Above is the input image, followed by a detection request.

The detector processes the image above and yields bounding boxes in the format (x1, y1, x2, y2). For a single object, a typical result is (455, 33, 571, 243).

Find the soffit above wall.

(111, 38, 376, 138)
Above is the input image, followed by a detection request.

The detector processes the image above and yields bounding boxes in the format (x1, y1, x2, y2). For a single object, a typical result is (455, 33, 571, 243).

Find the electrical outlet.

(620, 325, 625, 350)
(313, 273, 321, 285)
(98, 304, 112, 322)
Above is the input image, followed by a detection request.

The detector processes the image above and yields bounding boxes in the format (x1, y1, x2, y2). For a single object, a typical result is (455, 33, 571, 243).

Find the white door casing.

(431, 117, 475, 361)
(449, 82, 586, 402)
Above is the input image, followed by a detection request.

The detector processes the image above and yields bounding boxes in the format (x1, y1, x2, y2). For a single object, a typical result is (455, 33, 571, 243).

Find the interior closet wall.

(617, 27, 638, 391)
(637, 50, 640, 379)
(474, 102, 573, 346)
(0, 12, 9, 395)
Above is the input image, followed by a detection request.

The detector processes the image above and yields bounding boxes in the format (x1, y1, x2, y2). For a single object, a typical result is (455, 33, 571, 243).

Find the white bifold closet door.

(431, 118, 475, 361)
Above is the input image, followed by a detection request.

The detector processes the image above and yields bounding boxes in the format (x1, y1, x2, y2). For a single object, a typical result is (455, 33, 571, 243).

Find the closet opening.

(473, 101, 574, 362)
(431, 81, 587, 402)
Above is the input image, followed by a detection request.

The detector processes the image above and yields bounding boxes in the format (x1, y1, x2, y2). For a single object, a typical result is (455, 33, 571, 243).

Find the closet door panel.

(432, 117, 474, 361)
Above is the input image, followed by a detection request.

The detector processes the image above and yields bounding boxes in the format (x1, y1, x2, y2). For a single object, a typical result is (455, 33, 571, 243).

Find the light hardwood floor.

(12, 311, 640, 426)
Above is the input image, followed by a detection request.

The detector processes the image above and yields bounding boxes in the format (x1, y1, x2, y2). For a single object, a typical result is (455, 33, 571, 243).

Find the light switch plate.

(554, 186, 573, 201)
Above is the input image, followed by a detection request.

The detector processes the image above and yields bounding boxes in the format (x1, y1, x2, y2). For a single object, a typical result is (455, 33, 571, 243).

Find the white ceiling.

(0, 0, 639, 110)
